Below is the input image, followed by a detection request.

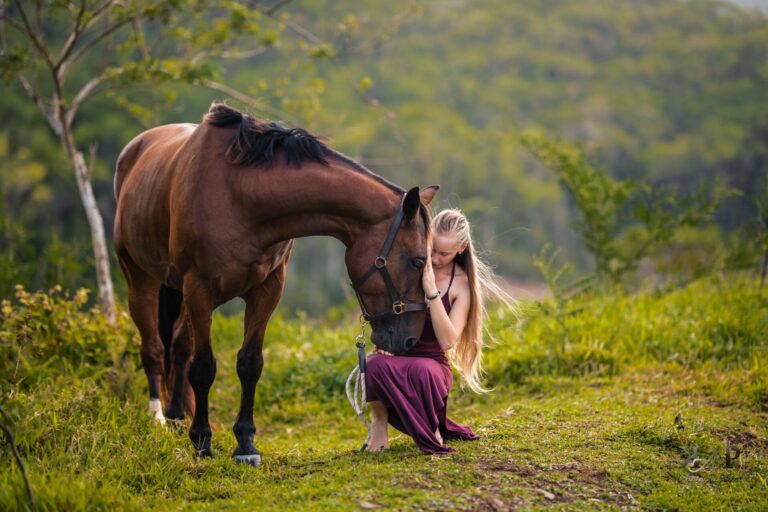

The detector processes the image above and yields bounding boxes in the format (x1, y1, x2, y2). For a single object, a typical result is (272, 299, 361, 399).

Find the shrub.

(0, 285, 140, 394)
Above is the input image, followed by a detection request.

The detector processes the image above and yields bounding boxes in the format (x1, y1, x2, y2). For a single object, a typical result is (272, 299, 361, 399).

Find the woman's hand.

(422, 255, 439, 298)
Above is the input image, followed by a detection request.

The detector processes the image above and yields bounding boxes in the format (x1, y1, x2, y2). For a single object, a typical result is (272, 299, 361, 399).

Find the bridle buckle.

(392, 301, 405, 315)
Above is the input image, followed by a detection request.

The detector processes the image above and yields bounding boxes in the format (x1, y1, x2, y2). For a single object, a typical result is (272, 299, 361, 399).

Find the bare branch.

(12, 0, 54, 68)
(65, 73, 105, 127)
(203, 79, 290, 121)
(0, 9, 28, 38)
(253, 1, 323, 45)
(279, 17, 323, 45)
(16, 74, 58, 131)
(191, 46, 267, 65)
(55, 0, 87, 70)
(68, 16, 133, 68)
(85, 0, 116, 29)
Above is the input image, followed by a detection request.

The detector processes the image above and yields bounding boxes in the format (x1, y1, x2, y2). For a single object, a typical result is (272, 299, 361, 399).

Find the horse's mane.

(204, 103, 330, 168)
(203, 103, 430, 231)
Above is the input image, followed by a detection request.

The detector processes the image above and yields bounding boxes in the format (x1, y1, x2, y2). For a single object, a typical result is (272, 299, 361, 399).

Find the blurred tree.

(1, 0, 767, 313)
(522, 129, 728, 285)
(0, 0, 335, 319)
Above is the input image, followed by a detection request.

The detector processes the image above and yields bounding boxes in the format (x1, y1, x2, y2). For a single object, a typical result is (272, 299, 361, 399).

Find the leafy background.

(1, 0, 766, 312)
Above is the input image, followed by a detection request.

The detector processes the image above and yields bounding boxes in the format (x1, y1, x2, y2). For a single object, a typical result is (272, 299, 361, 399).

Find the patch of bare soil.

(717, 427, 768, 457)
(471, 458, 639, 509)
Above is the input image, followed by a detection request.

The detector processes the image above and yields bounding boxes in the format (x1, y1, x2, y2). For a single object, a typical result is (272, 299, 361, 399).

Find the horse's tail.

(158, 285, 195, 417)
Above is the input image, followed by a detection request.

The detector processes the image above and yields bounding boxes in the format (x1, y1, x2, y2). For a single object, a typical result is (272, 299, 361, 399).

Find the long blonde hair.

(432, 209, 513, 393)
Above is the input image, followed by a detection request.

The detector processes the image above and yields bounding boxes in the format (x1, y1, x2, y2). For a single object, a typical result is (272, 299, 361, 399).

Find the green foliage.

(522, 130, 728, 284)
(522, 130, 632, 280)
(0, 276, 766, 510)
(532, 244, 594, 357)
(486, 274, 768, 388)
(2, 0, 768, 313)
(0, 286, 140, 394)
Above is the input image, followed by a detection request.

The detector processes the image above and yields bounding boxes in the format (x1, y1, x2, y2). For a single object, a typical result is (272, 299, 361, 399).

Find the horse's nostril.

(405, 337, 417, 349)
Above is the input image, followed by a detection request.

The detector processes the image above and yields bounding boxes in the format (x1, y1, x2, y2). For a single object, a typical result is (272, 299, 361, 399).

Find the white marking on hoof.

(149, 398, 166, 426)
(234, 453, 262, 466)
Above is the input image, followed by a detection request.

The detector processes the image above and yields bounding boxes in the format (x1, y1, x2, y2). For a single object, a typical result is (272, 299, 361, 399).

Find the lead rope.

(345, 318, 371, 451)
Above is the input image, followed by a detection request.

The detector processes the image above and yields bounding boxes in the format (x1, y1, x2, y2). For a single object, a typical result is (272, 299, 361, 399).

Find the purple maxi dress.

(365, 263, 479, 454)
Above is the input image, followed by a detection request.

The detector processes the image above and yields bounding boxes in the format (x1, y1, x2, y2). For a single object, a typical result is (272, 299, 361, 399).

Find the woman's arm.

(422, 258, 470, 351)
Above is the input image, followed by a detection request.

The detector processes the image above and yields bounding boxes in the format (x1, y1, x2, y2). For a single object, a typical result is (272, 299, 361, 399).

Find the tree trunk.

(61, 128, 116, 323)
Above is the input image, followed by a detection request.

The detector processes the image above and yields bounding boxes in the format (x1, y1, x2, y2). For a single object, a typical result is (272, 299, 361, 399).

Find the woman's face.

(431, 233, 465, 269)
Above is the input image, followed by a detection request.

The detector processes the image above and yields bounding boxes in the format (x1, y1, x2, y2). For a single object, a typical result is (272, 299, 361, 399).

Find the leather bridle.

(351, 194, 428, 322)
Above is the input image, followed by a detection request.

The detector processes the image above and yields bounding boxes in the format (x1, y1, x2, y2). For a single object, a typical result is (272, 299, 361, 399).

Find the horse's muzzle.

(371, 327, 420, 355)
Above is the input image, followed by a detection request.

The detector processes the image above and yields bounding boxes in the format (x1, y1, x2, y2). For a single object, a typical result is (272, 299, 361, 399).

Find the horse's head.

(347, 186, 439, 354)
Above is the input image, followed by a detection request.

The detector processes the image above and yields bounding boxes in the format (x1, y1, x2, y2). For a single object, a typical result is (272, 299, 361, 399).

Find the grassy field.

(1, 275, 767, 511)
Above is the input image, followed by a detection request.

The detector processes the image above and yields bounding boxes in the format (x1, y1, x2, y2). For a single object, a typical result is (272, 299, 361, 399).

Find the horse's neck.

(245, 161, 400, 247)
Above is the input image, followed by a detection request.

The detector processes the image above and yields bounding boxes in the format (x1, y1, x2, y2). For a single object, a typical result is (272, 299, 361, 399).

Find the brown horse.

(114, 103, 437, 464)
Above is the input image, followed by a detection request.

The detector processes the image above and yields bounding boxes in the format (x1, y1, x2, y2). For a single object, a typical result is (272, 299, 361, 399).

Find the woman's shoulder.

(450, 270, 470, 296)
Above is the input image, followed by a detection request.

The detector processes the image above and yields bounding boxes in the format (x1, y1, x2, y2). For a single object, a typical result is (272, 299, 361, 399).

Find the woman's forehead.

(433, 234, 459, 252)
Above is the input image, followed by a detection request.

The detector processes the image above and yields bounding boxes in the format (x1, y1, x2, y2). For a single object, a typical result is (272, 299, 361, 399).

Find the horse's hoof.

(194, 447, 214, 459)
(234, 453, 262, 466)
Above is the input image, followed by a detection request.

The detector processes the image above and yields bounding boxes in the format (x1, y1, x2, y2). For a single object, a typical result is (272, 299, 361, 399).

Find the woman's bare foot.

(435, 428, 443, 446)
(368, 418, 389, 452)
(367, 400, 389, 452)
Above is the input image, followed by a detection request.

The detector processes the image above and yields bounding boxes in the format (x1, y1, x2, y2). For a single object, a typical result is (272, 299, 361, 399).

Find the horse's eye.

(411, 257, 426, 270)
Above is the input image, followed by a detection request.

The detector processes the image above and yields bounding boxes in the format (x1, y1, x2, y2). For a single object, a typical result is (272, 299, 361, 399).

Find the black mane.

(203, 103, 429, 229)
(204, 103, 330, 168)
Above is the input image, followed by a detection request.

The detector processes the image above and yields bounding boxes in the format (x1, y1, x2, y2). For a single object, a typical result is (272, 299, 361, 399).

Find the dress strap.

(446, 261, 457, 294)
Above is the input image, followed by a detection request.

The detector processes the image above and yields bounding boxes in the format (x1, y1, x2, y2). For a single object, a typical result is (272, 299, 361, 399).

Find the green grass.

(1, 275, 767, 510)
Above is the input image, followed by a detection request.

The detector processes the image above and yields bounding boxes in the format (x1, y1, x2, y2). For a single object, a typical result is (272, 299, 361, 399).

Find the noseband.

(351, 194, 428, 322)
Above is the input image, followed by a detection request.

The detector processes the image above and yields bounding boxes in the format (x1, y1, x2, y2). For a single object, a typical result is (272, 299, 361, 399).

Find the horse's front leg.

(183, 275, 217, 458)
(233, 266, 287, 466)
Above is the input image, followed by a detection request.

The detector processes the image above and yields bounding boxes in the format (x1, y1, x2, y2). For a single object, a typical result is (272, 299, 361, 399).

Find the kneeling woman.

(365, 208, 510, 454)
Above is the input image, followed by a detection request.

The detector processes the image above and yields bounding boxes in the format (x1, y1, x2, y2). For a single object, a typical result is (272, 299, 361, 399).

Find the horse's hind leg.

(164, 301, 195, 422)
(183, 274, 217, 458)
(233, 264, 287, 466)
(119, 256, 165, 424)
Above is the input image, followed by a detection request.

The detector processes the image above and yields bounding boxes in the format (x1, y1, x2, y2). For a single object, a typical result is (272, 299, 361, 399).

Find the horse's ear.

(403, 187, 421, 221)
(420, 185, 439, 206)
